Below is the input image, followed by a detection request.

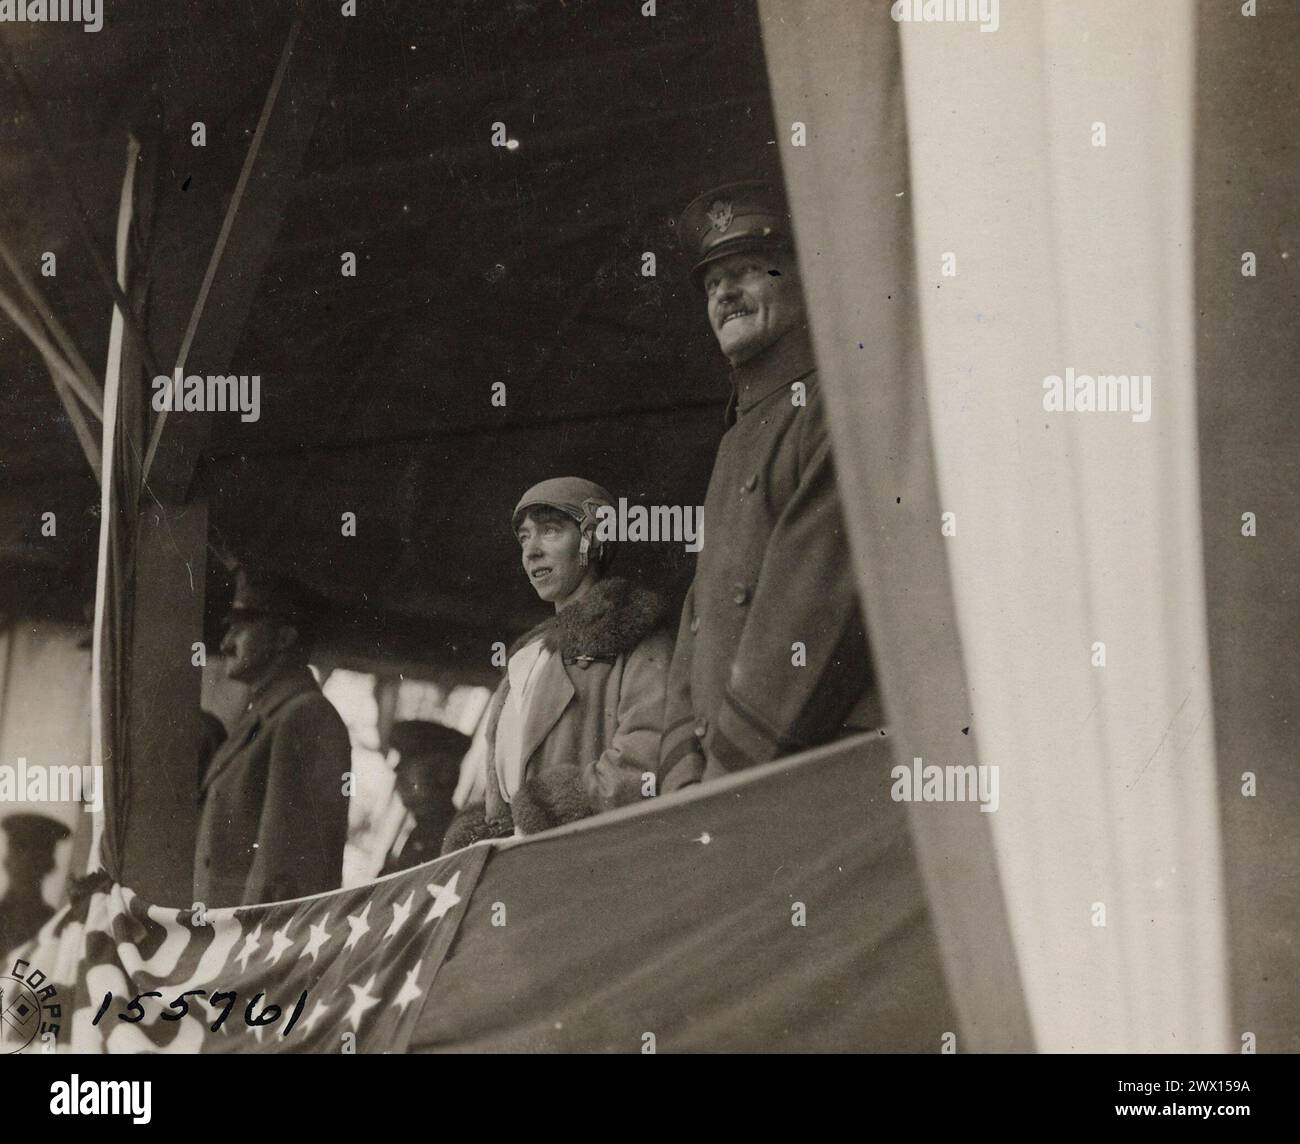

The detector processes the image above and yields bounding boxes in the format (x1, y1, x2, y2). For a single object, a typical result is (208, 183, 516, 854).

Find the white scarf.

(493, 639, 553, 803)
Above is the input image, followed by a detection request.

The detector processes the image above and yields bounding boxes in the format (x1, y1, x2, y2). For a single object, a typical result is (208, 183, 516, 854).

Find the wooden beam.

(114, 10, 347, 900)
(45, 358, 102, 482)
(0, 234, 105, 418)
(0, 283, 104, 420)
(119, 500, 208, 901)
(0, 36, 165, 387)
(142, 10, 349, 502)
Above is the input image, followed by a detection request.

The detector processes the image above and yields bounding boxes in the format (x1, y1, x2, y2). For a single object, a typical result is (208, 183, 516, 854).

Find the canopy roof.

(0, 0, 778, 670)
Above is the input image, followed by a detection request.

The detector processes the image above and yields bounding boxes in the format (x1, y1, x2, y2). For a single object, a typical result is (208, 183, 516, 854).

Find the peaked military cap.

(389, 720, 472, 767)
(678, 179, 794, 288)
(0, 812, 70, 857)
(222, 565, 313, 627)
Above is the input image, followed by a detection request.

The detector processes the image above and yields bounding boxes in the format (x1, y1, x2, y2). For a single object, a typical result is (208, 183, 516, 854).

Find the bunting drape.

(88, 135, 144, 881)
(760, 0, 1226, 1051)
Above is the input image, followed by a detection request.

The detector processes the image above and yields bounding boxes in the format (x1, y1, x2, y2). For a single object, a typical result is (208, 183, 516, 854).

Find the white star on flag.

(384, 891, 415, 939)
(263, 925, 295, 965)
(235, 924, 263, 972)
(424, 871, 462, 923)
(345, 974, 381, 1031)
(390, 965, 424, 1016)
(302, 919, 332, 962)
(58, 848, 483, 1053)
(296, 996, 333, 1039)
(343, 903, 372, 952)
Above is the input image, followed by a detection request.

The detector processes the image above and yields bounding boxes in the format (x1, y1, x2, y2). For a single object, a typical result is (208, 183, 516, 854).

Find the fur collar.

(511, 577, 669, 660)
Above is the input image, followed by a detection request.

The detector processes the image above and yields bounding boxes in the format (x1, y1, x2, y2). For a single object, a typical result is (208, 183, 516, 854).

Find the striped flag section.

(10, 845, 487, 1054)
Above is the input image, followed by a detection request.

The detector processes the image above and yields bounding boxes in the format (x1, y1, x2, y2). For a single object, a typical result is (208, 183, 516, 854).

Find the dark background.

(0, 0, 781, 670)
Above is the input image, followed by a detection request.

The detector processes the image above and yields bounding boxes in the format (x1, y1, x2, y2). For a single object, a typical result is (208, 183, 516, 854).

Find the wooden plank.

(119, 500, 208, 903)
(142, 11, 349, 503)
(113, 12, 347, 900)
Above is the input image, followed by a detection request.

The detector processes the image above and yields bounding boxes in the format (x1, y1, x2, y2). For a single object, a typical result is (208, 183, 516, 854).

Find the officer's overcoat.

(661, 326, 877, 788)
(195, 665, 352, 907)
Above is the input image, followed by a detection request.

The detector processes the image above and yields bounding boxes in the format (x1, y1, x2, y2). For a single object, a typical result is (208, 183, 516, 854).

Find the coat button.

(694, 719, 709, 740)
(690, 615, 701, 634)
(732, 583, 750, 605)
(742, 473, 758, 493)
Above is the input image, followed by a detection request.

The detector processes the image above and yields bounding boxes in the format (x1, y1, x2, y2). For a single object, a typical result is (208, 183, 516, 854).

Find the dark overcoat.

(660, 325, 878, 789)
(194, 665, 352, 907)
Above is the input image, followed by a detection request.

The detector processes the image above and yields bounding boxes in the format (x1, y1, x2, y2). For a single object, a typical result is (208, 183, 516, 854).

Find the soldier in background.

(660, 181, 880, 791)
(379, 720, 471, 875)
(194, 568, 352, 907)
(0, 813, 70, 953)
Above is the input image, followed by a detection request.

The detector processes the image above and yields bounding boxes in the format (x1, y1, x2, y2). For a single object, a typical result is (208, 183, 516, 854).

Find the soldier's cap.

(222, 565, 314, 628)
(389, 720, 472, 768)
(0, 812, 71, 856)
(512, 477, 614, 535)
(678, 179, 794, 290)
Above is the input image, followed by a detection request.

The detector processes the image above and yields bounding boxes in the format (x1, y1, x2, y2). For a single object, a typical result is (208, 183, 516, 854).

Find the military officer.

(660, 180, 879, 790)
(0, 813, 70, 953)
(378, 720, 471, 875)
(194, 568, 352, 907)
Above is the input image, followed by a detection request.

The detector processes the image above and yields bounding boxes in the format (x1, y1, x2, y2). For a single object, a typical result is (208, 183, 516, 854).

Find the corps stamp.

(1, 958, 61, 1054)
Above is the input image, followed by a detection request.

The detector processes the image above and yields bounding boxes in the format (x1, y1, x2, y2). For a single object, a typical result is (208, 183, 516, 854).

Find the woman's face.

(517, 511, 596, 609)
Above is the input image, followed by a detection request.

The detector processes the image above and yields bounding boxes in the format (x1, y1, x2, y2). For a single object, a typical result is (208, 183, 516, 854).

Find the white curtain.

(761, 0, 1226, 1052)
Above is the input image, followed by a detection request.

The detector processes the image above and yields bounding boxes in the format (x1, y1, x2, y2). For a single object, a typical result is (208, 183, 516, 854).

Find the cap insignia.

(706, 199, 734, 233)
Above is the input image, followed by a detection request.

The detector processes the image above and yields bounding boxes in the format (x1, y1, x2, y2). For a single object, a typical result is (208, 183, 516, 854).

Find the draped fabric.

(12, 846, 487, 1054)
(12, 738, 949, 1053)
(410, 735, 953, 1052)
(756, 0, 1032, 1050)
(88, 137, 145, 881)
(761, 0, 1226, 1051)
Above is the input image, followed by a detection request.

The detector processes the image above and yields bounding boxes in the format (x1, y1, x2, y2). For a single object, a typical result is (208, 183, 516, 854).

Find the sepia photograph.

(0, 0, 1295, 1114)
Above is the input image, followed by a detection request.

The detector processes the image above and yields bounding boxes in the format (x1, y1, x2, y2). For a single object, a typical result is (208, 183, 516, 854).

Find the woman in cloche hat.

(441, 477, 673, 850)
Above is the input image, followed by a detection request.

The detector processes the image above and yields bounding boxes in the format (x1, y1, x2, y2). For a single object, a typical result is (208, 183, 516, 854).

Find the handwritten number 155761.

(90, 988, 309, 1035)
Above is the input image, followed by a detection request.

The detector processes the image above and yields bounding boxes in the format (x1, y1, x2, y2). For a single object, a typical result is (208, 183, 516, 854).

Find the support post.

(116, 11, 346, 902)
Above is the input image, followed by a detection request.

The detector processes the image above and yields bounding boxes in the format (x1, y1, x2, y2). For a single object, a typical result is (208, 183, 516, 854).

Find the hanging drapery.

(88, 135, 145, 880)
(761, 0, 1226, 1051)
(756, 0, 1031, 1051)
(19, 736, 949, 1052)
